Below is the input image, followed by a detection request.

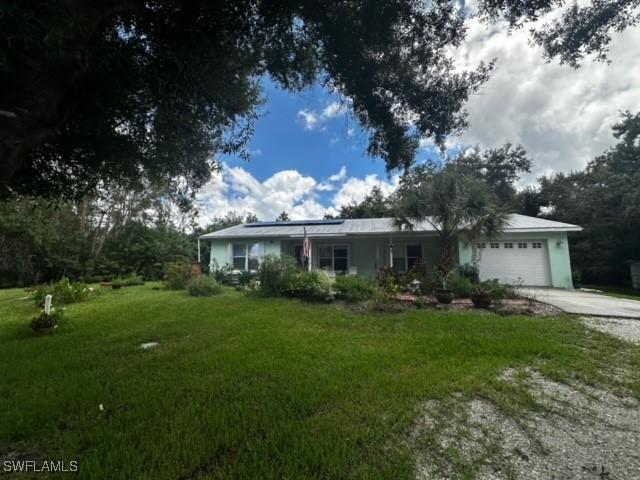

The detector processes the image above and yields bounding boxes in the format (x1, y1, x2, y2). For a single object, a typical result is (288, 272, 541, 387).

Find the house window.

(476, 242, 486, 249)
(532, 242, 543, 249)
(490, 242, 500, 249)
(318, 245, 349, 273)
(232, 242, 262, 270)
(518, 242, 528, 248)
(394, 245, 422, 272)
(232, 243, 247, 269)
(406, 245, 423, 270)
(504, 242, 514, 249)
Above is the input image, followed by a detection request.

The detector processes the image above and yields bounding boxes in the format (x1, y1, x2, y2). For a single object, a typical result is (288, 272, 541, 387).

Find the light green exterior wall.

(457, 231, 574, 288)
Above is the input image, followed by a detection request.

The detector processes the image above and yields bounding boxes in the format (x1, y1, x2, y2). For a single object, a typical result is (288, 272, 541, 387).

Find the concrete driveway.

(519, 288, 640, 319)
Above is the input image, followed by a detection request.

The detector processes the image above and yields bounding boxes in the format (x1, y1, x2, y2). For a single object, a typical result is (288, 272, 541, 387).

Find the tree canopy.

(538, 111, 640, 284)
(2, 0, 637, 200)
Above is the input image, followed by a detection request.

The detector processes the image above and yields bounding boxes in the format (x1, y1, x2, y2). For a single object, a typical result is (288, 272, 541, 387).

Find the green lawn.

(584, 284, 640, 301)
(1, 285, 638, 479)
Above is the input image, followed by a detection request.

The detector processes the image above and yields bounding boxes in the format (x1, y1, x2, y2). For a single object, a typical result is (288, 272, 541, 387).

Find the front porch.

(280, 235, 442, 277)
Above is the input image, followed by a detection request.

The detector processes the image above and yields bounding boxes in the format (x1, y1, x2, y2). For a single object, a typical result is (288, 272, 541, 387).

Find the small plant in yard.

(376, 266, 401, 296)
(111, 279, 122, 289)
(30, 308, 64, 334)
(433, 267, 455, 304)
(165, 260, 195, 290)
(33, 277, 91, 306)
(187, 276, 222, 297)
(470, 283, 493, 308)
(334, 275, 377, 302)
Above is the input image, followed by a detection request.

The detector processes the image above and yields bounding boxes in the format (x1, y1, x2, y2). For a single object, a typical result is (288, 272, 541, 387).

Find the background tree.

(456, 144, 532, 208)
(4, 1, 635, 200)
(0, 0, 492, 199)
(275, 212, 290, 222)
(538, 111, 640, 285)
(395, 161, 507, 273)
(336, 186, 394, 219)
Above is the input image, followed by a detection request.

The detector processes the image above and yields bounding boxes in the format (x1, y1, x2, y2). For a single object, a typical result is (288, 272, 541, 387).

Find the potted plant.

(30, 308, 63, 335)
(433, 267, 454, 304)
(470, 283, 492, 308)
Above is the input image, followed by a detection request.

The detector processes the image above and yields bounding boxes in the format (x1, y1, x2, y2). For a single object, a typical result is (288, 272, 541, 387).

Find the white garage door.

(475, 240, 551, 286)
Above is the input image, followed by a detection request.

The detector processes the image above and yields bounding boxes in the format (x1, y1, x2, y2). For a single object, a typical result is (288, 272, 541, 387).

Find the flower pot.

(470, 293, 492, 308)
(435, 288, 454, 304)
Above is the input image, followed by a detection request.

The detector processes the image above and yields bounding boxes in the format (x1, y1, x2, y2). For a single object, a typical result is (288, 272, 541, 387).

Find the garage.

(474, 240, 552, 286)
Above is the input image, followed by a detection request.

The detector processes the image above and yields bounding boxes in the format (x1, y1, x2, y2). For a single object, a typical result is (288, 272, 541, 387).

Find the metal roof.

(199, 214, 581, 239)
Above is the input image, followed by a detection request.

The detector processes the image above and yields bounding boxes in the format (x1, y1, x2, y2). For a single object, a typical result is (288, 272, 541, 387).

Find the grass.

(0, 284, 638, 479)
(584, 284, 640, 301)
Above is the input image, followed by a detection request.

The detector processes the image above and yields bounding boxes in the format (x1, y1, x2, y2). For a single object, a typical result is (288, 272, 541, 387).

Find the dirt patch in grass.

(410, 369, 640, 479)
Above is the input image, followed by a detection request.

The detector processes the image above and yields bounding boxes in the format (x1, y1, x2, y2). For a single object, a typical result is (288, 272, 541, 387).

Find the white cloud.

(297, 100, 348, 131)
(331, 174, 399, 209)
(322, 101, 346, 119)
(297, 109, 319, 130)
(329, 166, 347, 182)
(196, 164, 399, 226)
(451, 12, 640, 182)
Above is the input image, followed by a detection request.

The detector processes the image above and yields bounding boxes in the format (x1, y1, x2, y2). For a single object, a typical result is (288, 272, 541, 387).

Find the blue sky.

(196, 9, 640, 226)
(221, 78, 417, 208)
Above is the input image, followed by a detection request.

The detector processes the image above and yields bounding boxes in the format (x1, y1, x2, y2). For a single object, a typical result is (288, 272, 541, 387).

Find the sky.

(196, 4, 640, 226)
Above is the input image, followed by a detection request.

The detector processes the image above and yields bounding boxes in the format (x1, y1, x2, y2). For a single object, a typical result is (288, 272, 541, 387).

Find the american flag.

(303, 226, 310, 260)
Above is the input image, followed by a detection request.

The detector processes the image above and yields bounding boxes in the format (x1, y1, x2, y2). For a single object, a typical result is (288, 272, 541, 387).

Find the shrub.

(448, 273, 474, 298)
(258, 255, 299, 296)
(30, 308, 64, 332)
(370, 289, 406, 313)
(457, 264, 480, 283)
(119, 275, 145, 286)
(33, 277, 91, 307)
(165, 261, 195, 290)
(187, 276, 222, 296)
(288, 270, 334, 302)
(334, 275, 377, 302)
(376, 266, 401, 295)
(481, 279, 518, 302)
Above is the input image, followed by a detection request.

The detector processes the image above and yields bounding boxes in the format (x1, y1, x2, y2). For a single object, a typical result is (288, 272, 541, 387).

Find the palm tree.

(395, 162, 508, 274)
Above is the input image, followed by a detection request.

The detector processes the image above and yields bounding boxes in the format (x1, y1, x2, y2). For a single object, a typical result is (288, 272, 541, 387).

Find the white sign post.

(44, 294, 52, 315)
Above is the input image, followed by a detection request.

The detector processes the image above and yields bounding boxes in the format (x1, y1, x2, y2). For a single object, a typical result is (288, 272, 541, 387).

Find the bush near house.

(334, 275, 377, 302)
(448, 273, 475, 298)
(32, 277, 91, 307)
(165, 261, 195, 290)
(257, 255, 298, 296)
(187, 276, 222, 297)
(286, 271, 334, 302)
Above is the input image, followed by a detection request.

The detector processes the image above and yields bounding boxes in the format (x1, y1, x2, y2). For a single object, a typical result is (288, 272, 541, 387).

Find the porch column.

(197, 238, 201, 264)
(388, 238, 394, 268)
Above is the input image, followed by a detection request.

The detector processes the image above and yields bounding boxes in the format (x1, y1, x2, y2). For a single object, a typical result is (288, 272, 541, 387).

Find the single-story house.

(198, 214, 582, 288)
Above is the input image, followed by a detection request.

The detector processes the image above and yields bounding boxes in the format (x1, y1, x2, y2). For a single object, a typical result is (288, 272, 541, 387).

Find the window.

(232, 242, 262, 270)
(406, 245, 422, 270)
(232, 243, 247, 270)
(318, 245, 349, 273)
(518, 242, 528, 249)
(504, 242, 513, 249)
(394, 245, 422, 272)
(490, 242, 500, 249)
(532, 242, 543, 249)
(476, 242, 486, 249)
